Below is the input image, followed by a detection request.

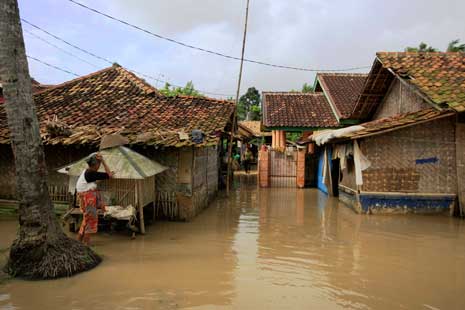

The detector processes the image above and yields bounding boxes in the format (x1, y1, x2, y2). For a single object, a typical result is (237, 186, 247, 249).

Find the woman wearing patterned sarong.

(76, 154, 114, 245)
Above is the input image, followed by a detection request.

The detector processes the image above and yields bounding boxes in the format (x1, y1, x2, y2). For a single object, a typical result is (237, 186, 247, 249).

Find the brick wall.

(258, 149, 270, 187)
(296, 148, 306, 188)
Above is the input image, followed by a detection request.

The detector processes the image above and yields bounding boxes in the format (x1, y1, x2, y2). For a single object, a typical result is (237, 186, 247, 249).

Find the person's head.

(86, 154, 101, 171)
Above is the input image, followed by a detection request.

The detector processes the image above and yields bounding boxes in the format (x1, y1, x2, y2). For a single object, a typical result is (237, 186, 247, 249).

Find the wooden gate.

(269, 148, 297, 187)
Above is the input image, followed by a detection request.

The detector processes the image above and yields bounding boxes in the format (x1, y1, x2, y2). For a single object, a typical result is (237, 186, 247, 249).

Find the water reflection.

(1, 178, 465, 309)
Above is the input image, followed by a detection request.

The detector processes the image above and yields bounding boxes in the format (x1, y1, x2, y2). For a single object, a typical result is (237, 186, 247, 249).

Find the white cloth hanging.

(353, 140, 371, 186)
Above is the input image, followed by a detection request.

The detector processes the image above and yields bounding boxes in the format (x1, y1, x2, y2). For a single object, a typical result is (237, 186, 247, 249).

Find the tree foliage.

(447, 39, 465, 52)
(405, 42, 438, 52)
(301, 83, 314, 93)
(238, 87, 261, 121)
(159, 81, 204, 97)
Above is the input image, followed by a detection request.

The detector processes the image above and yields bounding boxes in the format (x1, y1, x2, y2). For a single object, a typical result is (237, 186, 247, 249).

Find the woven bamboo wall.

(361, 116, 457, 193)
(374, 79, 431, 120)
(134, 146, 196, 197)
(191, 146, 218, 219)
(207, 146, 219, 200)
(0, 144, 94, 201)
(456, 120, 465, 214)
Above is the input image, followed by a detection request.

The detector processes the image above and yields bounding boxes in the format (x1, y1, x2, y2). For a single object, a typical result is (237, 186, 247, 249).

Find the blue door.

(317, 148, 331, 194)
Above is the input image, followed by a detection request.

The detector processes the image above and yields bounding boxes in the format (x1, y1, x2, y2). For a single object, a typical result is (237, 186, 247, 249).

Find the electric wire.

(67, 0, 371, 72)
(27, 55, 80, 77)
(21, 19, 234, 97)
(24, 29, 100, 68)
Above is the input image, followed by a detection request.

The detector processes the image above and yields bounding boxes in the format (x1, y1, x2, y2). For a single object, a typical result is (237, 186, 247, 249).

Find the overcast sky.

(19, 0, 465, 98)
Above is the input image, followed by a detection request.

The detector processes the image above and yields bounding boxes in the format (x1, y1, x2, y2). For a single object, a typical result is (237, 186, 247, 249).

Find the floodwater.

(1, 175, 465, 310)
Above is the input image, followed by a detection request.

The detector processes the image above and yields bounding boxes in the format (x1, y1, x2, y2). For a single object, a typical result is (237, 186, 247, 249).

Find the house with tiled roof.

(259, 72, 369, 189)
(0, 64, 235, 220)
(259, 92, 342, 188)
(0, 77, 51, 104)
(301, 52, 465, 215)
(313, 73, 368, 123)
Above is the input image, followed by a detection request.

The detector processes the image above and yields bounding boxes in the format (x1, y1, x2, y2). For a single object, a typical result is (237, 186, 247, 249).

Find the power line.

(24, 29, 100, 69)
(22, 19, 113, 65)
(21, 19, 234, 97)
(67, 0, 371, 72)
(27, 55, 80, 77)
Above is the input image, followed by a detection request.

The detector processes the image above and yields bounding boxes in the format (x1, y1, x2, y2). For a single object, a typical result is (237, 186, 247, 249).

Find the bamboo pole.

(226, 0, 250, 195)
(136, 181, 145, 234)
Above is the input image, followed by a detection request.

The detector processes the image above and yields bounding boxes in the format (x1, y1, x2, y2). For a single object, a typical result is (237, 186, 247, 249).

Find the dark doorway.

(331, 158, 340, 197)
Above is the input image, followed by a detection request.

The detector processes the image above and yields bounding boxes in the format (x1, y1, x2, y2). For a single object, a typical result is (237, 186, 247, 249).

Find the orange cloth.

(78, 190, 105, 235)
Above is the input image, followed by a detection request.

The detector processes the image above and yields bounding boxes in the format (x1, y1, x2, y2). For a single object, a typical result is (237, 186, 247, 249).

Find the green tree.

(159, 81, 204, 97)
(302, 83, 313, 93)
(0, 0, 100, 279)
(447, 39, 465, 52)
(405, 42, 438, 52)
(238, 87, 261, 120)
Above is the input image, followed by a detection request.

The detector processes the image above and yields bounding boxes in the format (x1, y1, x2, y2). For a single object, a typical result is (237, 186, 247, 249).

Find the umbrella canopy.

(58, 146, 168, 179)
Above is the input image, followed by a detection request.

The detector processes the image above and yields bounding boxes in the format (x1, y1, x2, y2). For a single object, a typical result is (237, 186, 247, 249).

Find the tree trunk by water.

(0, 0, 101, 279)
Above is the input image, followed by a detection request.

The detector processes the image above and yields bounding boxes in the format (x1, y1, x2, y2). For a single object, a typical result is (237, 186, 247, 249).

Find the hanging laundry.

(353, 140, 371, 186)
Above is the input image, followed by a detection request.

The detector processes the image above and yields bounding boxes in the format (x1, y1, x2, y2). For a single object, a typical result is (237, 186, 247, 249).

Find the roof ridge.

(376, 51, 465, 56)
(317, 72, 368, 76)
(262, 91, 325, 95)
(115, 66, 160, 95)
(171, 94, 235, 104)
(32, 66, 116, 95)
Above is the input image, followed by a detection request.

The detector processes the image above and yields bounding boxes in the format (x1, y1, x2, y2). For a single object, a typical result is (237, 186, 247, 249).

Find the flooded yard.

(1, 176, 465, 309)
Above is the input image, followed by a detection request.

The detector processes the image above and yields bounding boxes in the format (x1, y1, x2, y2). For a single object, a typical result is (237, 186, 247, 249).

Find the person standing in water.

(76, 154, 114, 245)
(243, 145, 253, 174)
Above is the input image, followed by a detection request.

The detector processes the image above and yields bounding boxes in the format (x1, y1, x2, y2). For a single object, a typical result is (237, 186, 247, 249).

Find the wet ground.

(1, 175, 465, 309)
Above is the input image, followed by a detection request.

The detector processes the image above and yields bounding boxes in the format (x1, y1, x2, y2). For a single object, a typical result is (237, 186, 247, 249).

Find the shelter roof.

(57, 146, 167, 179)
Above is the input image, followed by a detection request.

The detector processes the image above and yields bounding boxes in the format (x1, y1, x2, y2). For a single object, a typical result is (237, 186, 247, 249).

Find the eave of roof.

(351, 52, 465, 119)
(305, 108, 456, 145)
(0, 66, 235, 147)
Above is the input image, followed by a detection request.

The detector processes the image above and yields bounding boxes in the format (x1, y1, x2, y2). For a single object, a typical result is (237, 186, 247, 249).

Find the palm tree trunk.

(0, 0, 100, 279)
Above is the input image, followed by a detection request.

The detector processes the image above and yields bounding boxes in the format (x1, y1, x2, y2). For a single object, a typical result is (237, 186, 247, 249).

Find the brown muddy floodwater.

(1, 175, 465, 310)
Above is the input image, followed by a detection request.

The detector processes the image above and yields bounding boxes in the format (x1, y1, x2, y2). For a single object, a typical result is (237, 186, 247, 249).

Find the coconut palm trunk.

(0, 0, 100, 279)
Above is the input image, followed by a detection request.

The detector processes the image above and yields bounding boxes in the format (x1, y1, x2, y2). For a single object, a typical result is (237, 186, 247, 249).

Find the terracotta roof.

(238, 121, 271, 137)
(316, 73, 367, 119)
(303, 108, 455, 145)
(0, 65, 235, 147)
(31, 78, 53, 93)
(352, 52, 465, 119)
(262, 92, 339, 129)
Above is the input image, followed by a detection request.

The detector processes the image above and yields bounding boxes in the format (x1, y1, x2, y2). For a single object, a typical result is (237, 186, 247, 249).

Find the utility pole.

(226, 0, 250, 195)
